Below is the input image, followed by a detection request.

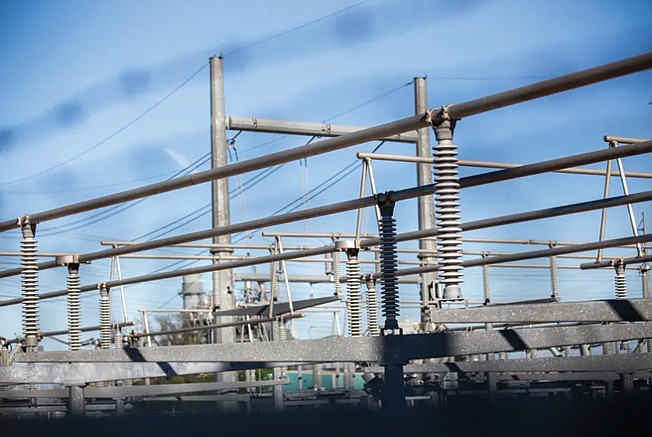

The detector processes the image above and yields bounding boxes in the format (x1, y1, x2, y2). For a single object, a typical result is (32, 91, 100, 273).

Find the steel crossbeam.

(367, 353, 652, 374)
(11, 323, 652, 364)
(0, 379, 288, 400)
(429, 299, 652, 324)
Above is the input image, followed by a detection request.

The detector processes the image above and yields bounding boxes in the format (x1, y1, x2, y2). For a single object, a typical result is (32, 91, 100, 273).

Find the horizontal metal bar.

(603, 135, 649, 144)
(14, 323, 652, 364)
(390, 191, 652, 252)
(396, 233, 652, 278)
(0, 253, 339, 306)
(213, 296, 338, 317)
(357, 152, 433, 163)
(580, 253, 652, 270)
(367, 353, 652, 374)
(5, 321, 136, 345)
(1, 53, 649, 234)
(484, 371, 651, 382)
(226, 116, 419, 143)
(0, 379, 289, 400)
(357, 152, 652, 179)
(429, 299, 652, 324)
(0, 362, 289, 385)
(101, 241, 290, 250)
(133, 313, 305, 338)
(459, 140, 652, 189)
(233, 273, 420, 284)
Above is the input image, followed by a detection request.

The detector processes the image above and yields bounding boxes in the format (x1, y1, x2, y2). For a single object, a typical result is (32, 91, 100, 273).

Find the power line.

(0, 1, 373, 188)
(37, 152, 211, 237)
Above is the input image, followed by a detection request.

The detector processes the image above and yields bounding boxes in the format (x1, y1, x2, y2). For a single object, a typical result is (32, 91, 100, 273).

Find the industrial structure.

(0, 52, 651, 423)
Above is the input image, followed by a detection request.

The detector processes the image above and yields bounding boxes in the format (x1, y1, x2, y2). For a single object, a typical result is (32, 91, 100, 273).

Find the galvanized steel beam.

(428, 299, 652, 324)
(225, 116, 419, 143)
(0, 362, 292, 385)
(367, 353, 652, 374)
(13, 323, 652, 364)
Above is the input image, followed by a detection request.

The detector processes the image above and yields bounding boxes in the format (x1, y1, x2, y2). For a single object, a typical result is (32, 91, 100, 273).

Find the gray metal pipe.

(356, 152, 652, 179)
(133, 313, 304, 338)
(581, 254, 652, 270)
(459, 139, 652, 189)
(0, 53, 648, 233)
(6, 321, 136, 345)
(603, 135, 649, 144)
(431, 52, 652, 123)
(395, 233, 652, 278)
(225, 116, 419, 143)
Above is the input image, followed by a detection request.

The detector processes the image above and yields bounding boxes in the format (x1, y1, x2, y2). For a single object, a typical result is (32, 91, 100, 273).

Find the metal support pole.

(415, 77, 438, 327)
(271, 320, 284, 412)
(596, 152, 613, 262)
(99, 284, 111, 349)
(276, 238, 295, 318)
(19, 216, 39, 352)
(110, 249, 129, 323)
(355, 159, 369, 243)
(115, 397, 125, 417)
(210, 56, 235, 343)
(211, 57, 237, 398)
(614, 144, 643, 257)
(142, 311, 152, 347)
(312, 363, 322, 391)
(431, 111, 463, 299)
(643, 264, 651, 299)
(67, 385, 85, 417)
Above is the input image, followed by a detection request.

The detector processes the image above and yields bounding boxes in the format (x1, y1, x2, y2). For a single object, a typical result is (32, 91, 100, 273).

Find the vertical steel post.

(596, 155, 613, 262)
(414, 77, 438, 327)
(271, 320, 284, 412)
(142, 311, 152, 347)
(210, 55, 235, 332)
(431, 109, 463, 299)
(210, 56, 237, 398)
(312, 363, 322, 391)
(67, 385, 85, 417)
(19, 216, 39, 352)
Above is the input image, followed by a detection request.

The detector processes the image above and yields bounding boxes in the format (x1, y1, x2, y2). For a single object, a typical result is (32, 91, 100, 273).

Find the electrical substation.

(1, 52, 652, 433)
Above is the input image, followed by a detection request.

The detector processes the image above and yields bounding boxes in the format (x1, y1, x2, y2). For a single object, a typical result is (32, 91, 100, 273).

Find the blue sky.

(0, 0, 651, 347)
